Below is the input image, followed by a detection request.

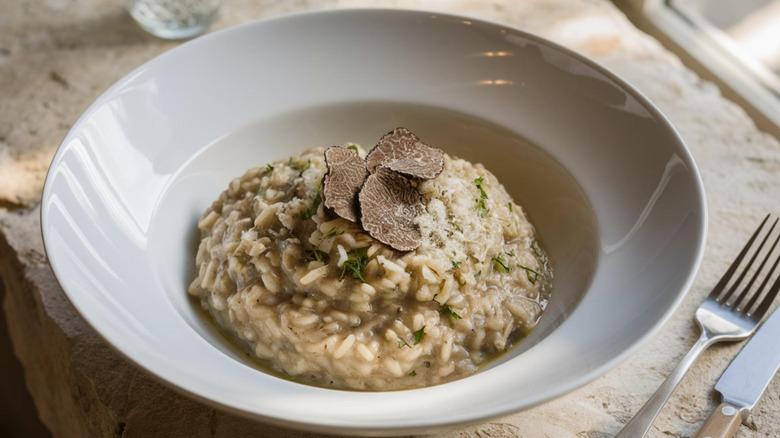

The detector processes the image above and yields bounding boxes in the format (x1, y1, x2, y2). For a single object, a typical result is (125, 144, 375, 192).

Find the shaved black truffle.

(358, 167, 424, 251)
(365, 128, 444, 179)
(323, 146, 369, 222)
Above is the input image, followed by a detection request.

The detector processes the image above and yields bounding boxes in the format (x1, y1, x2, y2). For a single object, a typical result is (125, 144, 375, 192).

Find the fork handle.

(615, 333, 714, 438)
(694, 403, 743, 438)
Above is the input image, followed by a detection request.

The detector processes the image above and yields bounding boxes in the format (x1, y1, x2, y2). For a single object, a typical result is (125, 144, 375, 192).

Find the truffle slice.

(323, 146, 369, 222)
(359, 167, 424, 251)
(365, 128, 444, 179)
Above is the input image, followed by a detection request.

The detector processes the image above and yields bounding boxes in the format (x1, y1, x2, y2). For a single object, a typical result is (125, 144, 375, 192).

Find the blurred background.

(619, 0, 780, 138)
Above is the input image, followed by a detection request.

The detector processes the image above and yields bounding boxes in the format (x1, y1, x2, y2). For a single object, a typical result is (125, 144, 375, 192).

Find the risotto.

(188, 131, 551, 390)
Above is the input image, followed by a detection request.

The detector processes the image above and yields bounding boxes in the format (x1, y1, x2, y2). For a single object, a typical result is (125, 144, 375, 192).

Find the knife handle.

(694, 402, 743, 438)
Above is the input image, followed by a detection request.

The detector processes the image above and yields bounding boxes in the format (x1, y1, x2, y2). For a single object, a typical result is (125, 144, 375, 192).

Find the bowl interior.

(41, 8, 705, 435)
(148, 101, 600, 371)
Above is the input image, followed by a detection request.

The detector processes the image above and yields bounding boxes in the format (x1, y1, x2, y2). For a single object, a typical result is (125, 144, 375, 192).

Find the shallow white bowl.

(41, 9, 706, 436)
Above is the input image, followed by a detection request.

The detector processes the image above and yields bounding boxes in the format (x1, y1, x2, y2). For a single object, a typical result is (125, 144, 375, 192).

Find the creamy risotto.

(188, 135, 551, 390)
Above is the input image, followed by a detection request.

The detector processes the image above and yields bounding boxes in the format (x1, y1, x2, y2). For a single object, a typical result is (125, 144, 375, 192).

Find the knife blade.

(694, 305, 780, 438)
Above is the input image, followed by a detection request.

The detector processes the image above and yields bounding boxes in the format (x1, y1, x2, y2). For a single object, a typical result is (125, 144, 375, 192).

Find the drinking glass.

(126, 0, 222, 40)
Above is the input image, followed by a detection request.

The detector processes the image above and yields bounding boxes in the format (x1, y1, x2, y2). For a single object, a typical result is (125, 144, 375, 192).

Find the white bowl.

(41, 9, 706, 436)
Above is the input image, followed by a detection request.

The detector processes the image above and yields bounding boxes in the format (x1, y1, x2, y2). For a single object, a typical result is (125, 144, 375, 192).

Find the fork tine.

(731, 218, 780, 309)
(752, 268, 780, 319)
(711, 214, 770, 302)
(747, 233, 780, 318)
(721, 218, 777, 304)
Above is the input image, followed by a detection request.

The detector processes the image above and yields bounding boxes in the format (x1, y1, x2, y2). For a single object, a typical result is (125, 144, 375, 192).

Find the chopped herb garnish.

(519, 265, 540, 284)
(441, 304, 462, 320)
(451, 260, 460, 269)
(266, 164, 274, 173)
(340, 247, 369, 283)
(413, 326, 426, 345)
(507, 202, 513, 212)
(323, 228, 344, 239)
(476, 199, 488, 216)
(475, 270, 482, 282)
(289, 157, 311, 172)
(346, 144, 359, 153)
(408, 370, 417, 376)
(300, 186, 322, 220)
(492, 255, 511, 273)
(306, 249, 330, 264)
(474, 176, 489, 217)
(433, 295, 462, 321)
(397, 338, 410, 349)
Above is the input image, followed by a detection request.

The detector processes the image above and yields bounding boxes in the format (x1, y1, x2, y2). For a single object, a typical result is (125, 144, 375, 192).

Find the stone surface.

(1, 0, 780, 437)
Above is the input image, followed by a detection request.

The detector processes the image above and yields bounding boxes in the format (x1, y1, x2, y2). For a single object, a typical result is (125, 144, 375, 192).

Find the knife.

(694, 305, 780, 438)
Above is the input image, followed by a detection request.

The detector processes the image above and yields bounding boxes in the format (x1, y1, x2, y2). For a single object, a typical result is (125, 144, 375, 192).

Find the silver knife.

(694, 305, 780, 438)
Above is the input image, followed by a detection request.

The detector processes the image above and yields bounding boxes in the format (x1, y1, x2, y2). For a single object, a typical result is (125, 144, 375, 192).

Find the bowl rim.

(40, 7, 708, 435)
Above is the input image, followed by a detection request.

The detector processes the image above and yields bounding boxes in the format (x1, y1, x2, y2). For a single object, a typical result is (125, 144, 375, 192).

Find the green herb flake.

(397, 338, 410, 349)
(477, 199, 489, 216)
(300, 186, 322, 220)
(288, 157, 311, 172)
(306, 249, 330, 264)
(433, 295, 462, 321)
(408, 370, 417, 376)
(413, 326, 426, 345)
(492, 255, 511, 273)
(474, 176, 490, 217)
(519, 265, 540, 284)
(451, 260, 460, 269)
(507, 202, 513, 212)
(475, 270, 482, 282)
(266, 164, 274, 173)
(323, 228, 345, 239)
(441, 304, 462, 320)
(340, 247, 369, 283)
(346, 144, 359, 153)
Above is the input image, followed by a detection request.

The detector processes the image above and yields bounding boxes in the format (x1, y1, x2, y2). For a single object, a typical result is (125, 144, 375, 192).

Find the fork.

(616, 214, 780, 438)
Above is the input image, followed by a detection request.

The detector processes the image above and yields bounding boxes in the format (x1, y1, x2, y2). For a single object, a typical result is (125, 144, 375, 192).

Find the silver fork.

(616, 214, 780, 438)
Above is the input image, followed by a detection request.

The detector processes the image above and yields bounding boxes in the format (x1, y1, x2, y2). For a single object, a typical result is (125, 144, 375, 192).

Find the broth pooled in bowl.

(188, 128, 552, 390)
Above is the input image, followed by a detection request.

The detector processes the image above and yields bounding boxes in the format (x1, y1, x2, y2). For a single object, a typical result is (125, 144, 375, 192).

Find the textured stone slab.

(2, 0, 780, 437)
